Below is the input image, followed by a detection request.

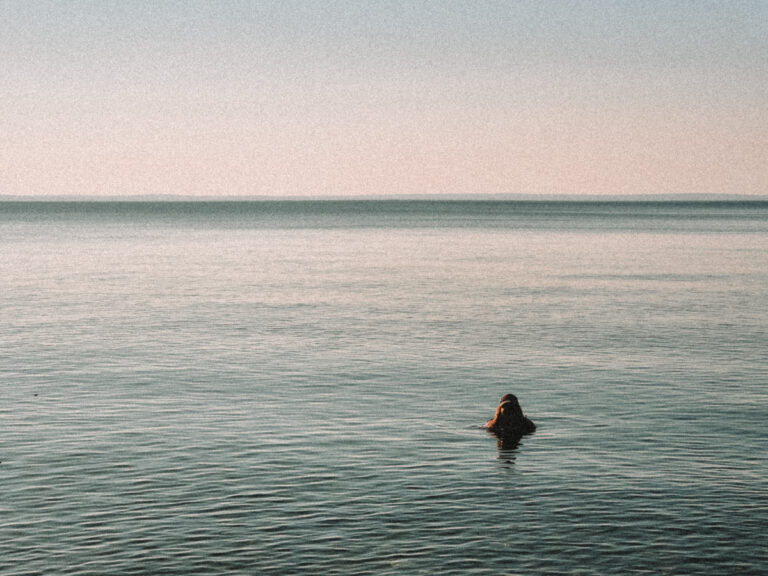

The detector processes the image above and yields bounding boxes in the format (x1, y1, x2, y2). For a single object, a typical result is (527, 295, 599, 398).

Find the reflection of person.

(485, 394, 536, 440)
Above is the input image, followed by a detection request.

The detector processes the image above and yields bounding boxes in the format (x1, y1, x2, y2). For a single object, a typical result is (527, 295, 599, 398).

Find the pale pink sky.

(3, 2, 766, 197)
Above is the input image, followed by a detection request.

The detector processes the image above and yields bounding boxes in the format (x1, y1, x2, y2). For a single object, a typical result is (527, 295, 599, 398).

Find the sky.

(2, 1, 766, 198)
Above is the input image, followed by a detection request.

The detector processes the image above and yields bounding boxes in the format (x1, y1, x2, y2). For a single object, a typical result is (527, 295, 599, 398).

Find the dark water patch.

(2, 199, 768, 233)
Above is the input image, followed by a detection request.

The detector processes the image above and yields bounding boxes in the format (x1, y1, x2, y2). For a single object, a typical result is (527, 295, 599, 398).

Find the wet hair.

(486, 393, 535, 438)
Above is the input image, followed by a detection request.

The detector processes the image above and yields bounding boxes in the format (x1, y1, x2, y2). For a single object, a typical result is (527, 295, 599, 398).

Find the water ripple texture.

(2, 201, 767, 575)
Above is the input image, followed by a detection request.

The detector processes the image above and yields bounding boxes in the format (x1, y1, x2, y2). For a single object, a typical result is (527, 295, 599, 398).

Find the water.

(2, 200, 767, 575)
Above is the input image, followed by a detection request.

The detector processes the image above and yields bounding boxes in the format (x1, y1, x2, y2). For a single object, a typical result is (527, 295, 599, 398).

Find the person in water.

(485, 393, 536, 439)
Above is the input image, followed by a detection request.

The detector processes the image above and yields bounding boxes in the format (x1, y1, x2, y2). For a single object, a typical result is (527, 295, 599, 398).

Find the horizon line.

(2, 193, 767, 203)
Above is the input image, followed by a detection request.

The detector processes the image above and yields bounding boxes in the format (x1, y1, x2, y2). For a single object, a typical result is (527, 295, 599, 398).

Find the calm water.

(2, 201, 767, 575)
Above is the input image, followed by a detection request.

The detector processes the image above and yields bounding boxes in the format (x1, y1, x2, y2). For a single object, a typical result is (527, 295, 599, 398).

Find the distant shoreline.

(2, 194, 767, 203)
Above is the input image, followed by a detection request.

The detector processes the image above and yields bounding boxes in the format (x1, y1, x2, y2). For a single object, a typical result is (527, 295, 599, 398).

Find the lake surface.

(2, 200, 767, 575)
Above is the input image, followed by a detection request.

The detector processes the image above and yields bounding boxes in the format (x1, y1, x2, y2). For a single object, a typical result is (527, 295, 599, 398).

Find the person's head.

(495, 394, 524, 421)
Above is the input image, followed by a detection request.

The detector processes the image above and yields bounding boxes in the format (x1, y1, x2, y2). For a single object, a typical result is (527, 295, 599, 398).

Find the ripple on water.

(2, 203, 768, 574)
